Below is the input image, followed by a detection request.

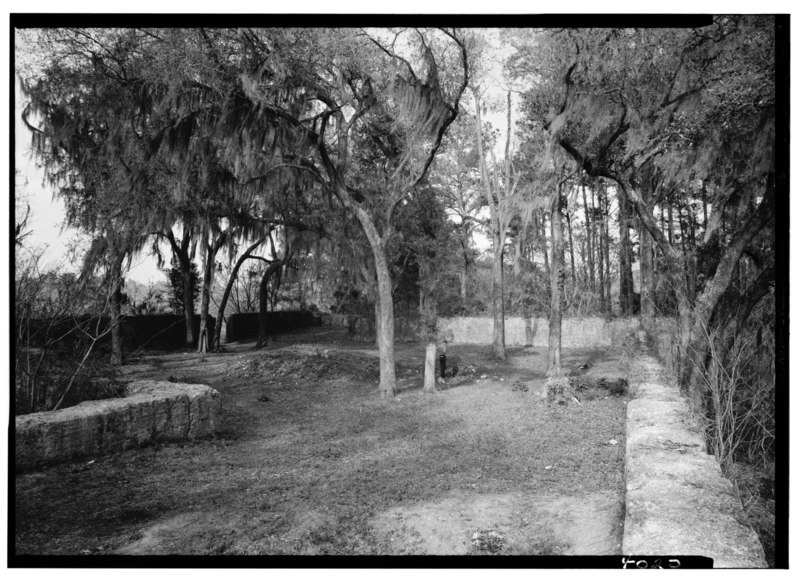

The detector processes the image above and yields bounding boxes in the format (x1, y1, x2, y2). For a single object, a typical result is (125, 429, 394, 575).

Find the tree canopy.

(18, 21, 778, 407)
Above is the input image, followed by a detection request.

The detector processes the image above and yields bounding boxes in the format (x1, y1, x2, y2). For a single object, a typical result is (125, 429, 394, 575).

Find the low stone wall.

(623, 334, 767, 567)
(327, 314, 640, 347)
(439, 316, 640, 347)
(15, 381, 221, 472)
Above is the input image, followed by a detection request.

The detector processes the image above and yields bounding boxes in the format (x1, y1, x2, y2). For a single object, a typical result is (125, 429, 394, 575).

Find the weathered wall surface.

(15, 381, 220, 472)
(438, 316, 640, 347)
(327, 314, 640, 348)
(623, 334, 767, 567)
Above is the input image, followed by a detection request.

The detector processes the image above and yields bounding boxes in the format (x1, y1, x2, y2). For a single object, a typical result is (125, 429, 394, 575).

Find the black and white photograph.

(7, 8, 788, 569)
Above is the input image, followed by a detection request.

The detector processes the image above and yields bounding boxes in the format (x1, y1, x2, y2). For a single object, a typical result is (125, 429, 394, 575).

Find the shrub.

(15, 249, 123, 414)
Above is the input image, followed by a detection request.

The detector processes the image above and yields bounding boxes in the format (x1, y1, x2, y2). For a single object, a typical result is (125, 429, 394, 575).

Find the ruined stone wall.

(438, 316, 640, 347)
(623, 334, 767, 567)
(327, 314, 640, 347)
(15, 381, 220, 472)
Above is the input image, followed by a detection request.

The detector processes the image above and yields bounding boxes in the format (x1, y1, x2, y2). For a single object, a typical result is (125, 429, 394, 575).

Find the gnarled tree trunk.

(213, 237, 267, 350)
(166, 226, 196, 348)
(198, 230, 228, 354)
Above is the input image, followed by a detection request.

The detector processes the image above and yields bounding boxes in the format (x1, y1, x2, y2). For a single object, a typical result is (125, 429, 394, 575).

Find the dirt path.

(15, 329, 629, 556)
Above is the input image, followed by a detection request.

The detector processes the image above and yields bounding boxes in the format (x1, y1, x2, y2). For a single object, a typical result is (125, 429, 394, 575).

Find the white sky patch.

(14, 76, 83, 271)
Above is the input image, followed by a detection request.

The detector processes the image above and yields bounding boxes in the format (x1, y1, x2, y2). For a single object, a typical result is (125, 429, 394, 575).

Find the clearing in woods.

(15, 327, 630, 556)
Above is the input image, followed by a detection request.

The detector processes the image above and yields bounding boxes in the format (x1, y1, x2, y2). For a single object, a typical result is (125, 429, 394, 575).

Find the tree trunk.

(701, 181, 708, 232)
(667, 199, 675, 245)
(198, 230, 229, 354)
(459, 269, 467, 310)
(682, 187, 774, 394)
(618, 186, 634, 316)
(180, 260, 195, 347)
(372, 240, 397, 397)
(423, 341, 437, 393)
(640, 215, 656, 327)
(373, 298, 381, 349)
(597, 220, 605, 312)
(540, 213, 550, 274)
(685, 203, 698, 301)
(566, 209, 576, 285)
(582, 181, 596, 291)
(258, 267, 269, 347)
(109, 255, 124, 366)
(491, 235, 506, 360)
(603, 193, 612, 312)
(595, 182, 607, 312)
(166, 227, 196, 348)
(341, 200, 398, 397)
(257, 261, 283, 348)
(546, 192, 564, 379)
(197, 248, 214, 354)
(460, 239, 469, 309)
(213, 237, 267, 350)
(713, 262, 774, 336)
(420, 259, 438, 393)
(638, 181, 657, 327)
(624, 173, 773, 395)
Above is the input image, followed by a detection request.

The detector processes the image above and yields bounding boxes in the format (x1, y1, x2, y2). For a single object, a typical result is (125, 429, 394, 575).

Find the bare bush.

(695, 317, 775, 472)
(15, 247, 124, 415)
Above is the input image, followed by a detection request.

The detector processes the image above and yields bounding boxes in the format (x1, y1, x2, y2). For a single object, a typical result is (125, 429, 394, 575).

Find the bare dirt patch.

(372, 491, 623, 555)
(15, 327, 629, 556)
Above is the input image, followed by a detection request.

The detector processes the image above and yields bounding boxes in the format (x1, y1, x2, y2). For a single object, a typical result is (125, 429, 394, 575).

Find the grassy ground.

(15, 328, 628, 556)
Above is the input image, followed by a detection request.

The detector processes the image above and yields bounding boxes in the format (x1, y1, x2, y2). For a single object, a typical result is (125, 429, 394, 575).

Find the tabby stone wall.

(326, 314, 641, 347)
(15, 381, 220, 472)
(623, 333, 767, 567)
